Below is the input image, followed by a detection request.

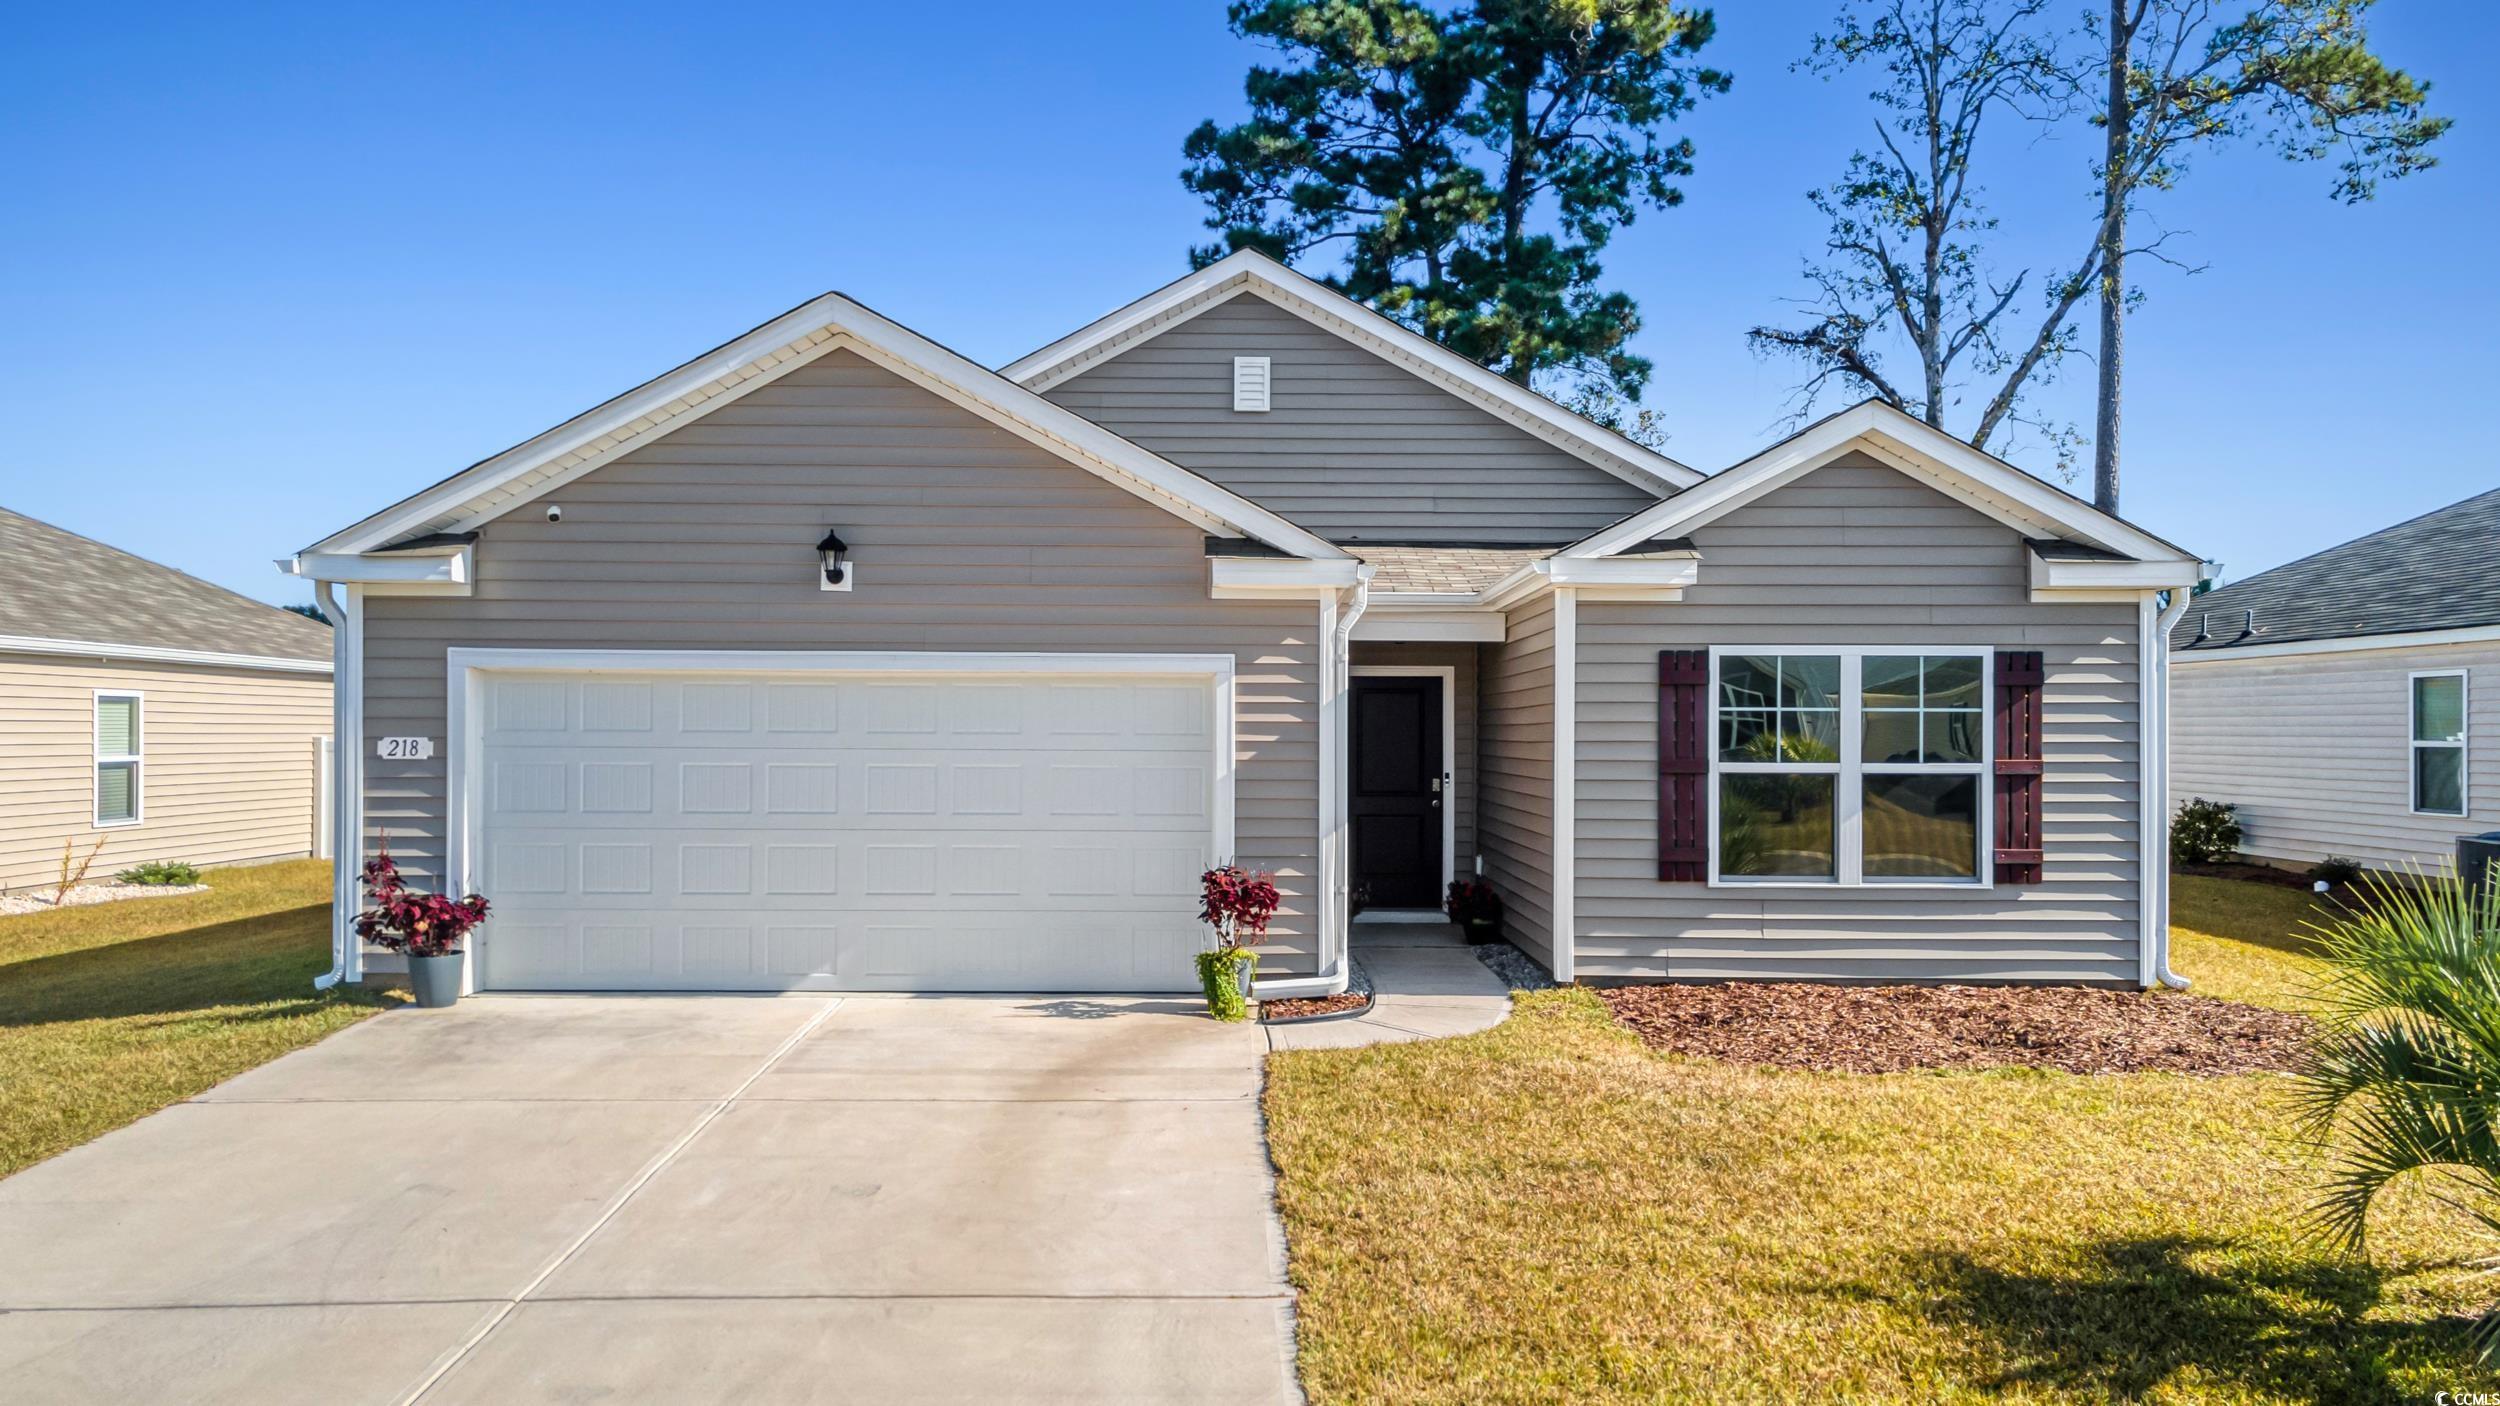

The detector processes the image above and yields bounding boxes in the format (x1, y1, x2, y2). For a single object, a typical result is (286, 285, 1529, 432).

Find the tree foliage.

(1757, 0, 2445, 497)
(1750, 0, 2084, 463)
(1183, 0, 1729, 409)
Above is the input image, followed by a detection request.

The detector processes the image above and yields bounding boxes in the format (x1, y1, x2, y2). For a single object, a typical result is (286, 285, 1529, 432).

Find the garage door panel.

(471, 669, 1219, 992)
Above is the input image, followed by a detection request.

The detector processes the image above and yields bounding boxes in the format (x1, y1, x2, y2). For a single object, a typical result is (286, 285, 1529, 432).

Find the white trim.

(1001, 250, 1702, 495)
(1478, 556, 1697, 612)
(1313, 592, 1344, 993)
(1551, 589, 1577, 983)
(285, 545, 474, 597)
(1568, 401, 2196, 569)
(1702, 647, 1994, 890)
(2028, 551, 2198, 594)
(2408, 668, 2470, 818)
(302, 291, 1346, 563)
(1353, 909, 1448, 924)
(92, 689, 143, 828)
(1208, 556, 1369, 597)
(2175, 621, 2500, 665)
(1350, 609, 1507, 643)
(0, 633, 330, 675)
(442, 648, 1240, 997)
(1351, 665, 1460, 900)
(2144, 591, 2192, 989)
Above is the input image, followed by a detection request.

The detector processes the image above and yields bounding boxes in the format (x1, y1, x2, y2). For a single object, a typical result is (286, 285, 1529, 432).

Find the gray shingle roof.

(1355, 545, 1553, 595)
(2170, 485, 2500, 653)
(0, 507, 333, 663)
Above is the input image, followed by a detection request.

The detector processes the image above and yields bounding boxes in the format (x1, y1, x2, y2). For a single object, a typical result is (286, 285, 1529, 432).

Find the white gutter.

(1255, 571, 1373, 1000)
(2143, 590, 2194, 989)
(312, 581, 364, 992)
(0, 634, 330, 674)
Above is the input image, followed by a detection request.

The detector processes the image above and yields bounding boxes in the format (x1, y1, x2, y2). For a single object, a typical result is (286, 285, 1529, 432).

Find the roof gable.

(1566, 400, 2198, 570)
(0, 508, 332, 665)
(2172, 484, 2500, 653)
(302, 291, 1346, 562)
(1002, 250, 1701, 497)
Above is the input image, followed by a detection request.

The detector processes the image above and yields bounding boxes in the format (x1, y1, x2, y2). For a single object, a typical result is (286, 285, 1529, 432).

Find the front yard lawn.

(1266, 878, 2488, 1404)
(0, 859, 392, 1177)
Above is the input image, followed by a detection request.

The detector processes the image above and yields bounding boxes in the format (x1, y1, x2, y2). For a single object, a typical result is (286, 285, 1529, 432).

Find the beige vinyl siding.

(1477, 595, 1558, 969)
(1351, 641, 1479, 869)
(2172, 641, 2499, 869)
(0, 655, 329, 891)
(1038, 294, 1661, 543)
(1574, 457, 2144, 984)
(357, 349, 1324, 973)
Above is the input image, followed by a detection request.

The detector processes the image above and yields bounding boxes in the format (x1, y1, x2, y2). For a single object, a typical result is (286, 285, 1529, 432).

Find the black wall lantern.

(816, 528, 852, 592)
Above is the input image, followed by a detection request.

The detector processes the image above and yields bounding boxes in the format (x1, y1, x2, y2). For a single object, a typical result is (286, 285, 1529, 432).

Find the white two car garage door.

(469, 666, 1217, 992)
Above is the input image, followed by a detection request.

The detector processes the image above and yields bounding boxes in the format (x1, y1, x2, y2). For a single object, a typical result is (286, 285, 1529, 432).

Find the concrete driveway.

(0, 994, 1294, 1405)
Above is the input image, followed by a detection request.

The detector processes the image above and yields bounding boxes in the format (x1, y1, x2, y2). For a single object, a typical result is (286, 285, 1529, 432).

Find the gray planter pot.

(407, 953, 464, 1009)
(1235, 954, 1258, 1003)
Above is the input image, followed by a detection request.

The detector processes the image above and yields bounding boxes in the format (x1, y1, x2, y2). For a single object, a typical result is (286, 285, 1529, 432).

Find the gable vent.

(1231, 356, 1271, 412)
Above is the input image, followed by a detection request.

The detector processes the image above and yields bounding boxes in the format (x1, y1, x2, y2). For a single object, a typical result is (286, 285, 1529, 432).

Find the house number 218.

(376, 737, 435, 761)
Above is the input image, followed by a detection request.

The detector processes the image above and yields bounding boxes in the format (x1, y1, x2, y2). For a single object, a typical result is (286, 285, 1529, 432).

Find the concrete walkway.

(1265, 923, 1512, 1052)
(0, 993, 1294, 1405)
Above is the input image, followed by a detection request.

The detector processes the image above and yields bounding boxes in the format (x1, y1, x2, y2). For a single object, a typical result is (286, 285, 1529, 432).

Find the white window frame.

(93, 689, 144, 828)
(1706, 646, 1992, 888)
(2409, 668, 2469, 817)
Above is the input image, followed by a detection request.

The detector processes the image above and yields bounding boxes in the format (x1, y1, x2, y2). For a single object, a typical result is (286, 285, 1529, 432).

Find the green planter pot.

(407, 953, 464, 1009)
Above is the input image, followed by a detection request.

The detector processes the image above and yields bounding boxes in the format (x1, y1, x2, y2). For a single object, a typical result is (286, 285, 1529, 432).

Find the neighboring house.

(0, 508, 333, 891)
(2171, 486, 2500, 870)
(285, 252, 2201, 996)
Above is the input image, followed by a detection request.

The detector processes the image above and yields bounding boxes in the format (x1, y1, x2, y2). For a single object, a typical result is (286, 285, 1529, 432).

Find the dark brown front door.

(1350, 675, 1444, 909)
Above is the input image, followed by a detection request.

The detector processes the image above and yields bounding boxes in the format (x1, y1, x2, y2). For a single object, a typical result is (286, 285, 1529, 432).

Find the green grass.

(1267, 876, 2492, 1403)
(0, 859, 393, 1177)
(2171, 874, 2334, 1013)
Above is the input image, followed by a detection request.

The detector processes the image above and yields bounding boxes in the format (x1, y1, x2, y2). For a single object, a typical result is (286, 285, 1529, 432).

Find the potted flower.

(1445, 878, 1503, 944)
(1195, 864, 1281, 1022)
(353, 841, 490, 1009)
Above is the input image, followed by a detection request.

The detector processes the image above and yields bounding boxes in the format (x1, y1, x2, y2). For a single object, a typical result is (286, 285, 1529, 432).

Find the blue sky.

(2, 2, 2489, 608)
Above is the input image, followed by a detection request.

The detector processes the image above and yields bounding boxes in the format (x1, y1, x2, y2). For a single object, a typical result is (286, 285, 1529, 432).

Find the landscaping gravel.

(0, 880, 210, 916)
(1600, 981, 2312, 1075)
(1474, 940, 1560, 991)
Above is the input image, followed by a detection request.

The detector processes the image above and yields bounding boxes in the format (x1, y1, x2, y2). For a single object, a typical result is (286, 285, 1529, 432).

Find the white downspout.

(2146, 590, 2193, 989)
(1257, 571, 1373, 1001)
(313, 581, 363, 992)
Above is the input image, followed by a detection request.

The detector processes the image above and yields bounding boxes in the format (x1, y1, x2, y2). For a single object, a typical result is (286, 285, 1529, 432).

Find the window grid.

(1709, 649, 1992, 887)
(94, 691, 143, 828)
(2410, 669, 2468, 818)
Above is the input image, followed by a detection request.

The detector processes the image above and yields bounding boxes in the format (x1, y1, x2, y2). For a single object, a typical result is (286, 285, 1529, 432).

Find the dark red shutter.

(1658, 650, 1710, 881)
(1993, 650, 2046, 885)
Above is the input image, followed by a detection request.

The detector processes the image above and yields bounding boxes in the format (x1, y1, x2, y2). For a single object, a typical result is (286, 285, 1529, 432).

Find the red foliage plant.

(352, 840, 490, 959)
(1198, 865, 1282, 950)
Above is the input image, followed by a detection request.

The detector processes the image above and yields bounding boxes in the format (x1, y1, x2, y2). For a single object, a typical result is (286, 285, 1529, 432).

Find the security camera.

(545, 504, 563, 523)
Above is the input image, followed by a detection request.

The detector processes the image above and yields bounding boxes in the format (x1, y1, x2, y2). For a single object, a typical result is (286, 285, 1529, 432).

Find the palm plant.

(2297, 868, 2500, 1361)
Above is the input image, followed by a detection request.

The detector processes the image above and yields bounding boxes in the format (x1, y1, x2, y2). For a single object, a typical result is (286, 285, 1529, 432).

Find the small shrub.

(1445, 879, 1503, 926)
(116, 860, 201, 887)
(2306, 855, 2365, 888)
(352, 840, 490, 958)
(1195, 864, 1281, 1022)
(2172, 797, 2243, 865)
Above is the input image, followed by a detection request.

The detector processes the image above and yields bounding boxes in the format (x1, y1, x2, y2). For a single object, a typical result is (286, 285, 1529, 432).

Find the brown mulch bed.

(1599, 982, 2313, 1076)
(1262, 991, 1373, 1022)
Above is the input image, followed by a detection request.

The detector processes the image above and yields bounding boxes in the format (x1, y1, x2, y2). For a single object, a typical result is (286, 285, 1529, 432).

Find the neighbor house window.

(94, 691, 142, 827)
(2411, 670, 2468, 816)
(1714, 651, 1988, 884)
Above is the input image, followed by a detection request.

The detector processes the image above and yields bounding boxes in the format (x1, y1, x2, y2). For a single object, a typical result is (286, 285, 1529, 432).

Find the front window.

(95, 692, 142, 827)
(2412, 671, 2467, 816)
(1714, 651, 1989, 884)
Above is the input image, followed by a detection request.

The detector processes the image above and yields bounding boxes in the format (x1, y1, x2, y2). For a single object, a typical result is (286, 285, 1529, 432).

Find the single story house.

(284, 252, 2201, 996)
(0, 507, 333, 891)
(2172, 485, 2500, 870)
